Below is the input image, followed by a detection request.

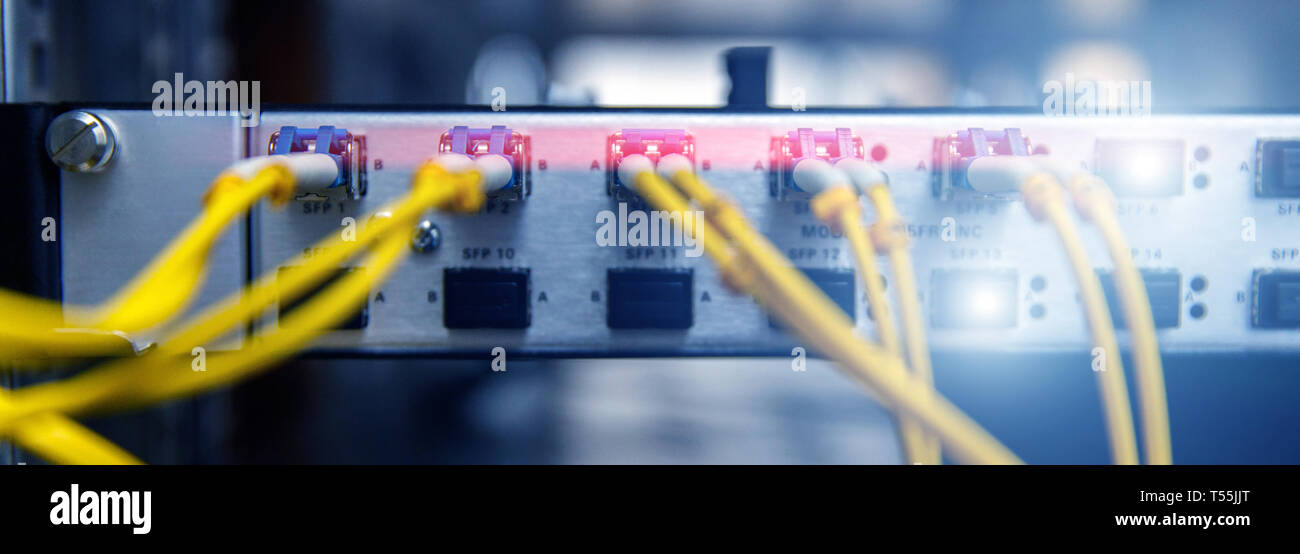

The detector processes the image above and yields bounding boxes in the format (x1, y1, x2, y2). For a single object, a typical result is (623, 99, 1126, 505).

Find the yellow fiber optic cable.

(1021, 173, 1139, 465)
(0, 328, 141, 360)
(111, 170, 482, 408)
(5, 410, 142, 465)
(0, 162, 483, 438)
(112, 222, 413, 406)
(0, 293, 68, 329)
(87, 166, 296, 332)
(1067, 174, 1172, 465)
(810, 188, 902, 368)
(0, 365, 138, 464)
(649, 169, 1020, 464)
(809, 186, 929, 464)
(630, 168, 900, 411)
(864, 183, 942, 465)
(703, 193, 1017, 464)
(0, 164, 296, 360)
(611, 156, 734, 267)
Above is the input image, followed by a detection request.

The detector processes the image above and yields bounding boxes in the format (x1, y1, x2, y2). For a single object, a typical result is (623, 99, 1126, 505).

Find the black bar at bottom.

(0, 465, 1290, 541)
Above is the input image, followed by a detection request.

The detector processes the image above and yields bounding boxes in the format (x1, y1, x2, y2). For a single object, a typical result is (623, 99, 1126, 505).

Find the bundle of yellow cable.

(860, 181, 942, 465)
(619, 154, 1021, 464)
(795, 159, 931, 465)
(1, 407, 142, 464)
(812, 187, 930, 461)
(0, 159, 487, 464)
(1066, 174, 1172, 465)
(0, 159, 304, 463)
(0, 160, 300, 360)
(0, 154, 339, 462)
(1020, 172, 1140, 465)
(962, 155, 1168, 465)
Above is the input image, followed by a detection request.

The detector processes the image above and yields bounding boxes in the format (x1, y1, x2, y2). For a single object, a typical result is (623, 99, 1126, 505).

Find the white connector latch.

(617, 154, 656, 188)
(473, 154, 515, 192)
(792, 158, 852, 195)
(224, 153, 341, 190)
(432, 153, 516, 193)
(835, 158, 888, 194)
(655, 153, 694, 180)
(965, 156, 1074, 195)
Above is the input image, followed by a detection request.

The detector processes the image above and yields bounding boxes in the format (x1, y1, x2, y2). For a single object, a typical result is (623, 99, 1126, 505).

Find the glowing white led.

(968, 286, 1003, 321)
(1125, 147, 1169, 184)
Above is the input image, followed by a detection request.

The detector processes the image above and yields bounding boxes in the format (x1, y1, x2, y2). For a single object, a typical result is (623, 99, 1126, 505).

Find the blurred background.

(10, 0, 1300, 109)
(6, 0, 1299, 464)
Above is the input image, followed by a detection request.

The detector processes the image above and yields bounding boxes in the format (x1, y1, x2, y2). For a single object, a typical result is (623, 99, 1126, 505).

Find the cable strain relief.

(1020, 172, 1064, 222)
(262, 165, 297, 207)
(810, 186, 860, 230)
(448, 175, 487, 213)
(869, 219, 909, 252)
(1067, 174, 1116, 221)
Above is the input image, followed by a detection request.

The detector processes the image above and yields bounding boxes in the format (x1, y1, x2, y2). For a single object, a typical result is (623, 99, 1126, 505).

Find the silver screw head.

(46, 111, 116, 172)
(411, 220, 441, 253)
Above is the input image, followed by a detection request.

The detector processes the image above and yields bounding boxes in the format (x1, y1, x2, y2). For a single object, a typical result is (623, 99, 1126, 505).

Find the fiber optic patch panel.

(52, 109, 1300, 355)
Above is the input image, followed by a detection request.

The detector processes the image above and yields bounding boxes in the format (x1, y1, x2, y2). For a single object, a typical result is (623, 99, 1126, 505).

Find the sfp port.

(438, 125, 531, 201)
(1252, 269, 1300, 328)
(443, 267, 531, 329)
(1097, 269, 1181, 329)
(1256, 139, 1300, 198)
(931, 127, 1031, 199)
(269, 125, 367, 199)
(769, 128, 864, 200)
(606, 128, 695, 203)
(607, 268, 694, 329)
(277, 266, 369, 330)
(770, 268, 856, 329)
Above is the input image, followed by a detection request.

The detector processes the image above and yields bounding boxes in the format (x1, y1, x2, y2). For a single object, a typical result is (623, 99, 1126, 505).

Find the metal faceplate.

(62, 109, 1300, 355)
(58, 110, 246, 348)
(242, 111, 1300, 355)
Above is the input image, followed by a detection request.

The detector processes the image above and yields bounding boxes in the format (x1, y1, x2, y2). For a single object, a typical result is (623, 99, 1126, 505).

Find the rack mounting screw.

(46, 111, 116, 172)
(411, 220, 441, 253)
